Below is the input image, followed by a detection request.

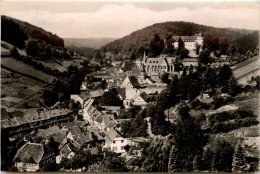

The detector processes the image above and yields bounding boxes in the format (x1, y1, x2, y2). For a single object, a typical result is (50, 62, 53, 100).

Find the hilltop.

(1, 15, 64, 49)
(99, 21, 257, 57)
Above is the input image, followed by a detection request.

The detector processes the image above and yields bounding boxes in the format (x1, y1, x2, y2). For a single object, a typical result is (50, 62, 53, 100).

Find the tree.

(168, 145, 179, 172)
(103, 152, 128, 172)
(1, 17, 27, 49)
(212, 140, 234, 172)
(199, 48, 211, 65)
(10, 46, 19, 58)
(161, 72, 170, 84)
(228, 77, 241, 96)
(193, 154, 202, 172)
(202, 146, 213, 170)
(232, 142, 248, 172)
(179, 48, 189, 59)
(45, 44, 52, 59)
(218, 65, 232, 84)
(149, 34, 164, 57)
(174, 112, 207, 171)
(101, 88, 123, 106)
(26, 39, 39, 57)
(178, 38, 185, 51)
(165, 35, 175, 54)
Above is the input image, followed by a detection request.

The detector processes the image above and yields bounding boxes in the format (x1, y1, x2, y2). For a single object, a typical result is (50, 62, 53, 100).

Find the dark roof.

(52, 133, 67, 144)
(13, 142, 44, 164)
(1, 108, 10, 120)
(116, 88, 126, 98)
(128, 76, 140, 88)
(60, 144, 72, 156)
(131, 68, 142, 76)
(69, 126, 83, 136)
(140, 92, 149, 101)
(101, 106, 121, 111)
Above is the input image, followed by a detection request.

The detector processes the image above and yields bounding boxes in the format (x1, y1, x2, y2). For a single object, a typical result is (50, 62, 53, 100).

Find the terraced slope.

(231, 55, 260, 85)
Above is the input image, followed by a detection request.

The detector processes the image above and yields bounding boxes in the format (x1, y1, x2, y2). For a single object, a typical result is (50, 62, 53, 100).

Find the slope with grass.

(1, 57, 55, 83)
(231, 55, 260, 85)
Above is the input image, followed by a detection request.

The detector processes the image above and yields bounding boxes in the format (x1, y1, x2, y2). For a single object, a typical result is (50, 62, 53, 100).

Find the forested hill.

(1, 15, 64, 49)
(99, 21, 257, 57)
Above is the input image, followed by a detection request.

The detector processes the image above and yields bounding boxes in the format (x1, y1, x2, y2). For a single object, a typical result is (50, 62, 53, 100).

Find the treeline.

(99, 21, 258, 58)
(1, 15, 64, 49)
(25, 39, 71, 59)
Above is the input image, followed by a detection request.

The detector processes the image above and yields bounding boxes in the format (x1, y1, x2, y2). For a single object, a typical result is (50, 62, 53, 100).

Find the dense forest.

(98, 21, 258, 58)
(1, 15, 64, 49)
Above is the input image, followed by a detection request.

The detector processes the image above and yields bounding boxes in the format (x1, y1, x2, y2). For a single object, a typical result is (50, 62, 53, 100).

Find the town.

(1, 1, 260, 173)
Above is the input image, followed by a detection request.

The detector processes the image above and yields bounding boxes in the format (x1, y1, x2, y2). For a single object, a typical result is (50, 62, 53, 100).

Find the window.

(113, 147, 117, 151)
(121, 140, 124, 143)
(121, 146, 125, 150)
(113, 141, 116, 144)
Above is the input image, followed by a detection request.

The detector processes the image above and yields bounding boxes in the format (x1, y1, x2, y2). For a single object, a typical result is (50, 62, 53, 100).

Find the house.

(70, 93, 90, 108)
(182, 58, 199, 67)
(94, 114, 118, 132)
(80, 82, 88, 91)
(123, 88, 149, 109)
(104, 129, 132, 154)
(13, 142, 55, 172)
(112, 61, 122, 67)
(131, 92, 149, 108)
(1, 108, 73, 138)
(143, 56, 176, 75)
(1, 108, 11, 120)
(123, 88, 140, 109)
(116, 88, 126, 100)
(101, 106, 121, 116)
(211, 62, 230, 68)
(121, 75, 141, 89)
(56, 144, 75, 164)
(172, 33, 203, 51)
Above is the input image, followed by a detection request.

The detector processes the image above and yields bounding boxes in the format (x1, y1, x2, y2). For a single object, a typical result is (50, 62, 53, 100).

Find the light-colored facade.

(110, 137, 132, 154)
(182, 58, 199, 67)
(172, 33, 203, 51)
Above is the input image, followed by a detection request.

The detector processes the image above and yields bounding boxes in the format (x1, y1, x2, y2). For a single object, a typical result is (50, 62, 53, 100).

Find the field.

(1, 68, 45, 109)
(1, 57, 55, 83)
(234, 92, 260, 116)
(232, 56, 260, 79)
(39, 60, 67, 72)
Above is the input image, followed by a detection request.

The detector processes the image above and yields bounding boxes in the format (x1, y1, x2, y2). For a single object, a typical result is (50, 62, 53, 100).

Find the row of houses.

(1, 108, 73, 138)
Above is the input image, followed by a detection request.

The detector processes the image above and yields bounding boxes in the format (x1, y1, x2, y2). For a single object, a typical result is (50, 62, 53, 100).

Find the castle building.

(136, 52, 176, 76)
(172, 33, 203, 51)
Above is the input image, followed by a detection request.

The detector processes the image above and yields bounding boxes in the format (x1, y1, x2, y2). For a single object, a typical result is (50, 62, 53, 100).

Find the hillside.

(99, 21, 257, 57)
(64, 38, 117, 49)
(231, 55, 260, 85)
(1, 15, 64, 49)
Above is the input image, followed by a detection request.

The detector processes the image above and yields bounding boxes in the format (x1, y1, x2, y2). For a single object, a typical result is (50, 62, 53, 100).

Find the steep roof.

(106, 129, 120, 142)
(37, 126, 62, 138)
(131, 68, 142, 76)
(52, 133, 67, 144)
(60, 144, 72, 156)
(116, 88, 126, 98)
(139, 92, 149, 102)
(128, 76, 141, 88)
(1, 108, 10, 120)
(13, 142, 44, 164)
(90, 89, 104, 98)
(69, 126, 83, 136)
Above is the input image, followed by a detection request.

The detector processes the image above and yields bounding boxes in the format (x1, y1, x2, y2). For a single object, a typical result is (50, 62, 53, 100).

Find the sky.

(1, 1, 260, 38)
